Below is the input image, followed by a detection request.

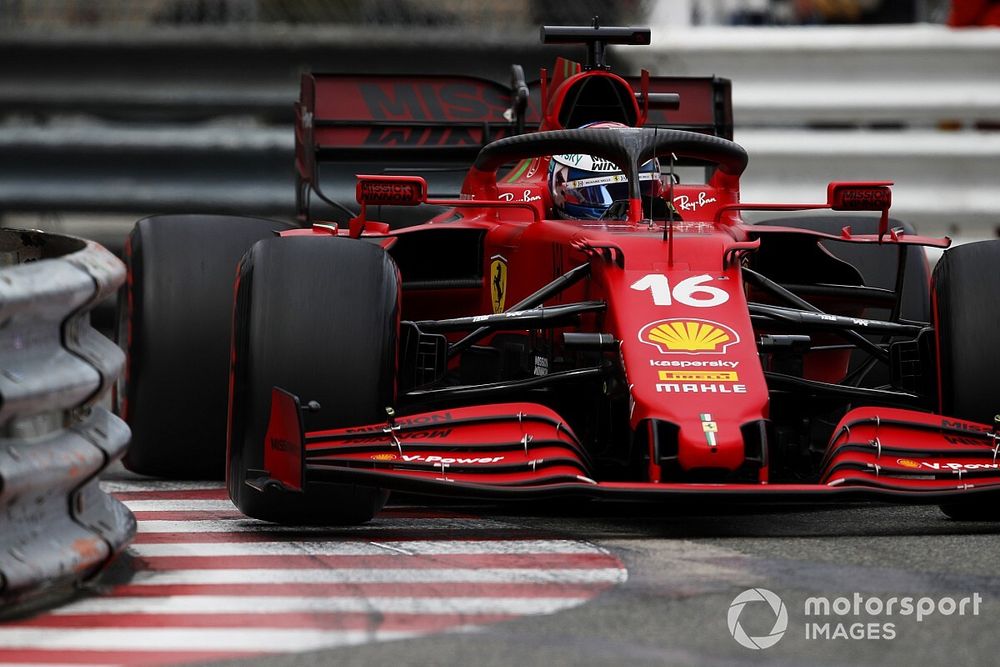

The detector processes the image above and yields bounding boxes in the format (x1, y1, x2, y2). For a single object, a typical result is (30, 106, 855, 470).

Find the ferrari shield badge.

(490, 255, 508, 314)
(700, 413, 719, 448)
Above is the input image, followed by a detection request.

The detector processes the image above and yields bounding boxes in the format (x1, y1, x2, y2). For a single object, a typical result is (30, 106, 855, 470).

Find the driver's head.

(547, 121, 661, 220)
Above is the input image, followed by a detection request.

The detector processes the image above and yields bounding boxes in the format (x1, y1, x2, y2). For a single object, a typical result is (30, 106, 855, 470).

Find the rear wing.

(295, 72, 733, 223)
(636, 76, 733, 137)
(295, 73, 517, 223)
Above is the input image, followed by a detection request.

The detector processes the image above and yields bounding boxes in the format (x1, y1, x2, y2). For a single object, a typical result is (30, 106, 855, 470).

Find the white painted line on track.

(119, 499, 472, 517)
(50, 596, 589, 616)
(0, 628, 418, 651)
(120, 499, 237, 512)
(129, 539, 602, 557)
(135, 518, 512, 533)
(370, 541, 414, 555)
(125, 567, 627, 585)
(100, 481, 224, 493)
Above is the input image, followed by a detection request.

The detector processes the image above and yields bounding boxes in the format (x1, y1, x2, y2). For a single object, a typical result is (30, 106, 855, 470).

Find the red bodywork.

(254, 44, 1000, 508)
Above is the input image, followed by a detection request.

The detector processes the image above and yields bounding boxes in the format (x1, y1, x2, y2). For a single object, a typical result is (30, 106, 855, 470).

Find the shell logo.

(639, 319, 740, 355)
(371, 453, 398, 461)
(896, 458, 922, 469)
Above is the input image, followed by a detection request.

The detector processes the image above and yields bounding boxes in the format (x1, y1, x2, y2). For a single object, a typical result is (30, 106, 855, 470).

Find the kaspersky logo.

(639, 319, 740, 355)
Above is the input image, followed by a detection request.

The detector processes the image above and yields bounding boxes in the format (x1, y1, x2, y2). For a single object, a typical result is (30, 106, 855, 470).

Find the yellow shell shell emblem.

(896, 458, 922, 469)
(371, 453, 398, 462)
(639, 319, 739, 354)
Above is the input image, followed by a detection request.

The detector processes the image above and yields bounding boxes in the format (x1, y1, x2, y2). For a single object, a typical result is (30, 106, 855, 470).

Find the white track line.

(0, 628, 417, 651)
(118, 498, 471, 514)
(136, 518, 509, 533)
(129, 539, 601, 557)
(100, 481, 224, 492)
(126, 568, 626, 585)
(120, 499, 237, 512)
(51, 596, 588, 616)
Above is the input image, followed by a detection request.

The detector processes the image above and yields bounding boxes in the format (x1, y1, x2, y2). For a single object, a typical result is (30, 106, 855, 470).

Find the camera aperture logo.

(728, 588, 789, 649)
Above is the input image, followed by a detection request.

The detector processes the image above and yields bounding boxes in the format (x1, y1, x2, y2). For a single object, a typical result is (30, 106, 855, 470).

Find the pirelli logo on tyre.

(658, 370, 739, 382)
(639, 319, 740, 355)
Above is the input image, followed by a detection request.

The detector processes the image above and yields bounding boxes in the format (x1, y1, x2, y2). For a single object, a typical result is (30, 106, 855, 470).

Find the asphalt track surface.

(4, 474, 1000, 667)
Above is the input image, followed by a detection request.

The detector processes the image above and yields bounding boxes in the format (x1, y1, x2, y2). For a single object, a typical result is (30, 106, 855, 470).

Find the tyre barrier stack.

(0, 228, 134, 616)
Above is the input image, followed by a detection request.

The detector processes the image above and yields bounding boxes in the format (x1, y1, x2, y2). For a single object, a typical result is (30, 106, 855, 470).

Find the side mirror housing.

(828, 181, 893, 240)
(356, 175, 427, 206)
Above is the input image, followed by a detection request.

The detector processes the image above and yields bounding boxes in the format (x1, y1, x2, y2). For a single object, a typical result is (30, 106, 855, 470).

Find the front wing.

(252, 389, 1000, 505)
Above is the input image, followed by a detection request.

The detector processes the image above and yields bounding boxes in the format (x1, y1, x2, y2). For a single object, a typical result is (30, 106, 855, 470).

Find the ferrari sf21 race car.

(119, 24, 1000, 524)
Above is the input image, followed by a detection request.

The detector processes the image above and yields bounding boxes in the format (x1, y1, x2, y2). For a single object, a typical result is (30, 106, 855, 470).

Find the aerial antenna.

(665, 152, 677, 266)
(589, 16, 605, 70)
(647, 126, 657, 228)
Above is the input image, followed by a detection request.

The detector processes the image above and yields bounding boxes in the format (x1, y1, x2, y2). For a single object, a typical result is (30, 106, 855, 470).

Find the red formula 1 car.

(119, 24, 1000, 524)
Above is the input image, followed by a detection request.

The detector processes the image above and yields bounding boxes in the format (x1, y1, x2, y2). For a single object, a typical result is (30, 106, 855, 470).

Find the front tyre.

(227, 236, 398, 524)
(933, 240, 1000, 521)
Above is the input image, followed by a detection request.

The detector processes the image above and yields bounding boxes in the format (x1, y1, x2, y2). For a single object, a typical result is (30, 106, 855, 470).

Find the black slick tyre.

(933, 240, 1000, 424)
(227, 236, 397, 524)
(933, 240, 1000, 521)
(120, 215, 292, 478)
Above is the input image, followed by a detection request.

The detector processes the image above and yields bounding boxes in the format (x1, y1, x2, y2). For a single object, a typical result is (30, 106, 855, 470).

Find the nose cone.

(673, 411, 745, 472)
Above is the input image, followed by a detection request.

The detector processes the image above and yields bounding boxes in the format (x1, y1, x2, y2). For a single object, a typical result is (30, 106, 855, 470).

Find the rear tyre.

(120, 215, 291, 478)
(933, 240, 1000, 521)
(227, 236, 397, 524)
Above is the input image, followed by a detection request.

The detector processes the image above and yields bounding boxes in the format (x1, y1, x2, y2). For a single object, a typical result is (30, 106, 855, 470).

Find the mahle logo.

(728, 588, 788, 650)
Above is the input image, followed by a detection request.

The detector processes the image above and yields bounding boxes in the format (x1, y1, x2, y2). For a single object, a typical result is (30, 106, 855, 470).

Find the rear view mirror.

(356, 175, 427, 207)
(828, 181, 893, 240)
(828, 182, 892, 212)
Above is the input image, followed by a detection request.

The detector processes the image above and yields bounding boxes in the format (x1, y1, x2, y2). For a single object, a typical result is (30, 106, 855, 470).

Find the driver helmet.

(547, 121, 661, 220)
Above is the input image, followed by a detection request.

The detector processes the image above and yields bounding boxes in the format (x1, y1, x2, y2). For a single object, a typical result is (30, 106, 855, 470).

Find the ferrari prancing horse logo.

(491, 255, 508, 314)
